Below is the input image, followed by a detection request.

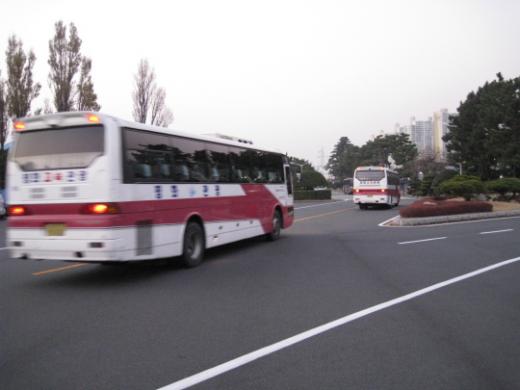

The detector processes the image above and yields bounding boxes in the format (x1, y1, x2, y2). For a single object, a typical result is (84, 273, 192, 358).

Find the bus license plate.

(46, 224, 66, 236)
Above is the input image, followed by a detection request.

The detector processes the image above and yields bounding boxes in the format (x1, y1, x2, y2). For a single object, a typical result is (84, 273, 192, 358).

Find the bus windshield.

(355, 170, 385, 181)
(13, 126, 104, 171)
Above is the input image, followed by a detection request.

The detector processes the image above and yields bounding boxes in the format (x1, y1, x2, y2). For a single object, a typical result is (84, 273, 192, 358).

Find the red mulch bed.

(400, 198, 493, 218)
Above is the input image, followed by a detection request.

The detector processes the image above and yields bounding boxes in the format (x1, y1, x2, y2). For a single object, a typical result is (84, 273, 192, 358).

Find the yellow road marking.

(32, 263, 88, 276)
(295, 207, 354, 223)
(30, 207, 351, 275)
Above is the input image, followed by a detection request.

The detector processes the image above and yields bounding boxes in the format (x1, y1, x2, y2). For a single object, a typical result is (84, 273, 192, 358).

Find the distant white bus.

(7, 112, 294, 267)
(353, 166, 400, 209)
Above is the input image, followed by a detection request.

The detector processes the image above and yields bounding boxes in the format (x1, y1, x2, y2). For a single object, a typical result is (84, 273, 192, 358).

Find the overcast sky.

(2, 0, 519, 168)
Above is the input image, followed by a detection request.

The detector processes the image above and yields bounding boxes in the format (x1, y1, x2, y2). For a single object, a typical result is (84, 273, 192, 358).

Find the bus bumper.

(7, 228, 123, 262)
(353, 195, 390, 204)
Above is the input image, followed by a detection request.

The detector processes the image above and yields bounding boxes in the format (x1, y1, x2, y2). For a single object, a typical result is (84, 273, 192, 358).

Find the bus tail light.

(9, 205, 28, 216)
(84, 203, 119, 215)
(381, 189, 387, 193)
(86, 114, 100, 123)
(14, 121, 26, 131)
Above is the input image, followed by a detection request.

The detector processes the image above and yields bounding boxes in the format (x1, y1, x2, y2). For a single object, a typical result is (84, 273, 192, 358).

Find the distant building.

(396, 116, 433, 157)
(395, 109, 453, 160)
(433, 109, 449, 162)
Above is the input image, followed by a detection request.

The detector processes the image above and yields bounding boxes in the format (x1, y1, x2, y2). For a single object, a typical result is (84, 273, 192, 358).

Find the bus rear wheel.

(182, 222, 205, 268)
(267, 210, 282, 241)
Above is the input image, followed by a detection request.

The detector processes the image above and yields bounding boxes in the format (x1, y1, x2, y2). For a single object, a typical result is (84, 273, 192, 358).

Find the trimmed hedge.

(400, 198, 492, 218)
(439, 175, 485, 201)
(294, 189, 331, 200)
(486, 178, 520, 199)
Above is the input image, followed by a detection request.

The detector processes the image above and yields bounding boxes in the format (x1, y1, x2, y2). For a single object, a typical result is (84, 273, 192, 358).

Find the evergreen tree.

(444, 73, 520, 179)
(358, 133, 417, 167)
(326, 136, 360, 180)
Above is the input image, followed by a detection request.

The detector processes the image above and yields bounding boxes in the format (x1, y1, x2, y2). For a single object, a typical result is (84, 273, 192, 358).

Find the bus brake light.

(14, 121, 26, 131)
(9, 205, 27, 216)
(86, 114, 100, 123)
(86, 203, 119, 214)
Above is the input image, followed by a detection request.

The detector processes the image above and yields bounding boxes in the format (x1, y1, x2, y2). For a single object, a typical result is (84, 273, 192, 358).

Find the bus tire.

(359, 204, 367, 210)
(267, 209, 282, 241)
(182, 221, 205, 268)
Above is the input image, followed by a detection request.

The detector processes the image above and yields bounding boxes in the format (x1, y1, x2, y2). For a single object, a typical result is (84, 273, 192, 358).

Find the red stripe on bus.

(7, 185, 294, 231)
(355, 189, 400, 196)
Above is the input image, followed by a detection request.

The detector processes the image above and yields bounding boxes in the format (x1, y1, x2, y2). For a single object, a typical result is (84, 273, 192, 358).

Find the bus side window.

(285, 166, 293, 195)
(205, 143, 231, 183)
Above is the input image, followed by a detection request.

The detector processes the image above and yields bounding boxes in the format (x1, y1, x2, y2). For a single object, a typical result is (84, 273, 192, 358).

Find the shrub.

(486, 178, 520, 200)
(294, 189, 331, 200)
(439, 175, 485, 201)
(400, 199, 492, 218)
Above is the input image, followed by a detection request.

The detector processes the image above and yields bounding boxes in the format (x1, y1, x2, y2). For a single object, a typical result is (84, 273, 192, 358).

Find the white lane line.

(294, 201, 343, 210)
(157, 255, 520, 390)
(378, 215, 400, 227)
(398, 237, 447, 245)
(479, 229, 514, 235)
(0, 247, 9, 251)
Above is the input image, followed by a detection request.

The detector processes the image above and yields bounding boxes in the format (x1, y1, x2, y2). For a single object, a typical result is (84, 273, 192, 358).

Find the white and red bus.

(7, 112, 294, 267)
(353, 166, 400, 209)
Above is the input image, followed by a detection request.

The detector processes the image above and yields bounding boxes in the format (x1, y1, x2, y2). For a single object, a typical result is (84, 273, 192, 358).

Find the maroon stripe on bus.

(7, 185, 294, 231)
(355, 189, 400, 195)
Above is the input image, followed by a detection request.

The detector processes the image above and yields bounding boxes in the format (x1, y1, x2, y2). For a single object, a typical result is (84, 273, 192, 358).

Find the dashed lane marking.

(28, 208, 353, 276)
(398, 237, 447, 245)
(479, 229, 514, 235)
(32, 263, 88, 276)
(294, 201, 344, 210)
(157, 255, 520, 390)
(294, 208, 354, 223)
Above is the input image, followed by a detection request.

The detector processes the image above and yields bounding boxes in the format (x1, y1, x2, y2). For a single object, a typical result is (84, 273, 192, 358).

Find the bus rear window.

(355, 170, 385, 181)
(13, 126, 104, 171)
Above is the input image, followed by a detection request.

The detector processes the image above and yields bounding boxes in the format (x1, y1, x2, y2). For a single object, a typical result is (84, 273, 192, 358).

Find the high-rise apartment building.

(395, 109, 451, 160)
(396, 116, 433, 157)
(433, 109, 449, 161)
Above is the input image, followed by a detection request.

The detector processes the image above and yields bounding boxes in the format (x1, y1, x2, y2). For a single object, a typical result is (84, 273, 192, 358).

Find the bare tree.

(49, 21, 101, 112)
(0, 73, 9, 188)
(48, 21, 81, 111)
(132, 59, 173, 127)
(77, 57, 100, 111)
(0, 73, 7, 149)
(132, 59, 155, 123)
(5, 35, 41, 118)
(150, 87, 174, 126)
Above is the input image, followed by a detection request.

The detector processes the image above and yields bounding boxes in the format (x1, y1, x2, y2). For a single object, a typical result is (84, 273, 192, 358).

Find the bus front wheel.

(182, 222, 205, 268)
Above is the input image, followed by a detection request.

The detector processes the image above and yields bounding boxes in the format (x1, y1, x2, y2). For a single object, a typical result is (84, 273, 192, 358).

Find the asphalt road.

(1, 197, 520, 390)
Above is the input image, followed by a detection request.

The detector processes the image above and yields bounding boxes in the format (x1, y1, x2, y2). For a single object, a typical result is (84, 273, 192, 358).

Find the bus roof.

(14, 111, 284, 156)
(354, 166, 398, 174)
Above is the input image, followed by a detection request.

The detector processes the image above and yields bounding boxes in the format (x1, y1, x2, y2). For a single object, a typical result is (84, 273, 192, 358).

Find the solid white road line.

(294, 201, 343, 210)
(157, 255, 520, 390)
(0, 247, 8, 251)
(479, 229, 514, 235)
(397, 237, 447, 245)
(378, 215, 400, 227)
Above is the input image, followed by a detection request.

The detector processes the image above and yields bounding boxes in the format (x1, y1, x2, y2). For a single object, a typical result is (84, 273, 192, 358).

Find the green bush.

(296, 170, 328, 191)
(418, 175, 434, 196)
(294, 189, 331, 200)
(439, 176, 485, 201)
(486, 178, 520, 200)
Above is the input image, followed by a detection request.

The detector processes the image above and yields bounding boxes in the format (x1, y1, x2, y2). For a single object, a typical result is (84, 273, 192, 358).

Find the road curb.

(400, 209, 520, 226)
